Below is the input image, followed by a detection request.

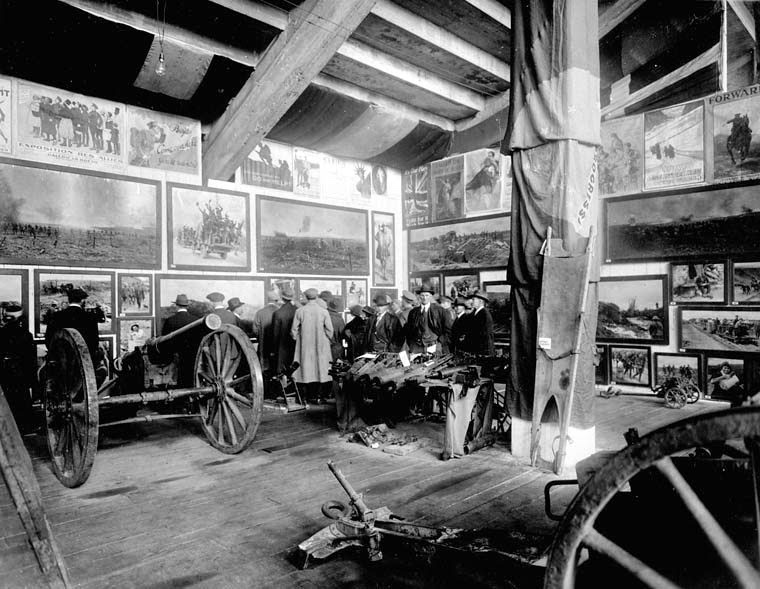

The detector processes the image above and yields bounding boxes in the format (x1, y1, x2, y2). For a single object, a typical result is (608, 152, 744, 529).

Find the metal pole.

(327, 460, 371, 518)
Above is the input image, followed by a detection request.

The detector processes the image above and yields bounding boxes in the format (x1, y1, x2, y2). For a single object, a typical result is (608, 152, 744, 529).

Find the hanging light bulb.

(154, 0, 167, 77)
(155, 52, 166, 76)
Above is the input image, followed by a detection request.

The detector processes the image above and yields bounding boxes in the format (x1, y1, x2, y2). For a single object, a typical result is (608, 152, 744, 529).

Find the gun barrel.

(147, 314, 222, 349)
(327, 460, 371, 517)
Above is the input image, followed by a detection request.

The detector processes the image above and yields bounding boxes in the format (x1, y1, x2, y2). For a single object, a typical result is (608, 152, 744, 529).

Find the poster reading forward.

(644, 101, 704, 190)
(599, 115, 643, 196)
(127, 106, 200, 175)
(0, 77, 10, 154)
(431, 155, 464, 222)
(711, 85, 760, 183)
(15, 81, 126, 170)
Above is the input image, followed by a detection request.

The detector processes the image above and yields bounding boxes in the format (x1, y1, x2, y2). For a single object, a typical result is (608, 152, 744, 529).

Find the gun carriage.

(41, 314, 263, 487)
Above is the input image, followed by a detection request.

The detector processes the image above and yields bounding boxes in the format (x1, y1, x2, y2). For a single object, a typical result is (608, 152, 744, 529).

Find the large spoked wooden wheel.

(545, 407, 760, 589)
(196, 325, 263, 454)
(43, 328, 99, 488)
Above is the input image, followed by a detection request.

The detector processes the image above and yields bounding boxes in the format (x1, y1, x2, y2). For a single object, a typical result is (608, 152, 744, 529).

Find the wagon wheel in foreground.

(544, 407, 760, 589)
(196, 324, 263, 453)
(43, 328, 99, 488)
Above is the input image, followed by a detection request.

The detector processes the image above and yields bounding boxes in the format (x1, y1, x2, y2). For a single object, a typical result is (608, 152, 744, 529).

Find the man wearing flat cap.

(0, 304, 36, 433)
(396, 290, 417, 328)
(272, 285, 298, 374)
(366, 294, 403, 353)
(252, 289, 282, 376)
(206, 291, 239, 327)
(405, 282, 451, 354)
(291, 288, 334, 402)
(468, 291, 494, 356)
(45, 287, 99, 360)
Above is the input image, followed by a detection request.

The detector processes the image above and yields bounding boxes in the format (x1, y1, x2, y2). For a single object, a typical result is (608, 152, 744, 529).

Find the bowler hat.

(328, 298, 342, 312)
(280, 285, 294, 301)
(304, 288, 319, 300)
(373, 294, 390, 306)
(5, 304, 22, 319)
(227, 297, 244, 311)
(67, 288, 88, 303)
(416, 282, 435, 295)
(473, 291, 489, 302)
(174, 294, 189, 307)
(362, 305, 376, 316)
(401, 290, 417, 303)
(349, 304, 364, 317)
(206, 291, 225, 303)
(454, 298, 467, 307)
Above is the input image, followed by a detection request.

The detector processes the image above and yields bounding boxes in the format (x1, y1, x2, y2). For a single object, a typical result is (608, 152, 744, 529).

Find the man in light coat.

(291, 288, 334, 403)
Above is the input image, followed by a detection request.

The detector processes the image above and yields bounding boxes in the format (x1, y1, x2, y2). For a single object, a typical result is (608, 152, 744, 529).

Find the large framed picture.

(257, 195, 369, 276)
(345, 279, 368, 308)
(732, 261, 760, 304)
(372, 211, 395, 286)
(653, 352, 701, 393)
(35, 270, 115, 337)
(0, 269, 29, 328)
(669, 261, 727, 305)
(482, 280, 511, 342)
(408, 214, 510, 272)
(0, 158, 161, 268)
(118, 274, 152, 316)
(679, 307, 760, 353)
(117, 317, 154, 354)
(596, 275, 668, 345)
(609, 345, 651, 388)
(155, 274, 265, 335)
(704, 354, 745, 402)
(167, 183, 250, 272)
(605, 181, 760, 262)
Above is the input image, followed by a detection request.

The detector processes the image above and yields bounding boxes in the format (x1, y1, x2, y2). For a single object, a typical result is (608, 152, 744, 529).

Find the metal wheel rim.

(196, 324, 263, 453)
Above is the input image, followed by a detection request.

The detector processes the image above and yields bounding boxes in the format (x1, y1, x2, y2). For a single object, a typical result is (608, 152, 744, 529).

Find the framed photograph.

(595, 344, 610, 386)
(402, 164, 430, 228)
(127, 106, 200, 174)
(372, 165, 388, 196)
(604, 181, 760, 262)
(409, 274, 441, 296)
(599, 115, 643, 196)
(345, 279, 368, 308)
(0, 269, 29, 328)
(408, 214, 510, 272)
(117, 317, 154, 354)
(712, 93, 760, 184)
(597, 275, 668, 345)
(482, 281, 511, 342)
(0, 158, 160, 268)
(257, 195, 369, 276)
(35, 270, 115, 337)
(732, 261, 760, 304)
(298, 278, 344, 309)
(372, 212, 395, 286)
(704, 355, 745, 402)
(653, 352, 701, 392)
(644, 101, 704, 190)
(265, 277, 298, 302)
(444, 273, 480, 300)
(155, 274, 265, 335)
(669, 262, 726, 305)
(609, 345, 651, 388)
(431, 155, 465, 222)
(679, 307, 760, 354)
(168, 183, 250, 272)
(293, 147, 321, 197)
(239, 140, 293, 191)
(370, 288, 398, 304)
(464, 148, 503, 215)
(118, 274, 152, 316)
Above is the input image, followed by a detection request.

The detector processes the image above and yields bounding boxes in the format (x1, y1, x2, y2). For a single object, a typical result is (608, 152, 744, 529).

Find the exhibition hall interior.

(2, 1, 760, 587)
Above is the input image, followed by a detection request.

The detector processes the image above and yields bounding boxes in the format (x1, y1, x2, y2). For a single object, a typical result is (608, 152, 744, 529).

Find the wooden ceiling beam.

(202, 0, 378, 181)
(599, 0, 648, 38)
(454, 92, 509, 131)
(463, 0, 511, 28)
(728, 0, 756, 41)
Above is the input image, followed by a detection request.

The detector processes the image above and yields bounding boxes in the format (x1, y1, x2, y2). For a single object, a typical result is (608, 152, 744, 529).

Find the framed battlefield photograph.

(117, 317, 154, 355)
(167, 183, 250, 272)
(118, 274, 152, 316)
(0, 158, 161, 268)
(595, 344, 609, 386)
(155, 274, 265, 335)
(34, 269, 116, 337)
(409, 273, 441, 296)
(482, 280, 511, 342)
(0, 268, 29, 328)
(257, 195, 369, 276)
(679, 306, 760, 354)
(604, 180, 760, 262)
(372, 211, 395, 287)
(669, 261, 727, 305)
(345, 279, 368, 308)
(653, 352, 701, 393)
(609, 345, 652, 388)
(732, 261, 760, 304)
(596, 275, 668, 345)
(443, 273, 480, 300)
(408, 214, 510, 272)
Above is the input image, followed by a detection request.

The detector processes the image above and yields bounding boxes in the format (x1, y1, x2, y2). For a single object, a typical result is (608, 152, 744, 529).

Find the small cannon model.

(41, 314, 263, 487)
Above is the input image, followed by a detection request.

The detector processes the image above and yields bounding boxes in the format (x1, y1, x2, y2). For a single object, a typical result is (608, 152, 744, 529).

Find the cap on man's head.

(67, 288, 88, 303)
(174, 294, 189, 307)
(401, 290, 417, 303)
(5, 304, 22, 319)
(304, 288, 319, 300)
(349, 304, 364, 317)
(318, 290, 333, 302)
(206, 291, 225, 304)
(227, 297, 244, 311)
(280, 285, 295, 301)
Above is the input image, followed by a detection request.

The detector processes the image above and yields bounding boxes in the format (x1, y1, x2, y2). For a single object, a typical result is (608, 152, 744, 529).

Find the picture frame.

(653, 352, 701, 392)
(0, 268, 29, 329)
(731, 261, 760, 305)
(34, 270, 116, 337)
(679, 306, 760, 354)
(704, 354, 745, 402)
(118, 274, 153, 316)
(257, 195, 369, 276)
(609, 345, 652, 388)
(372, 211, 395, 286)
(167, 182, 251, 272)
(298, 278, 344, 309)
(345, 279, 368, 309)
(408, 214, 510, 272)
(597, 275, 668, 345)
(604, 180, 760, 262)
(155, 274, 265, 335)
(669, 261, 727, 305)
(409, 274, 441, 296)
(595, 344, 610, 386)
(482, 280, 511, 342)
(443, 273, 480, 300)
(117, 317, 154, 355)
(0, 157, 161, 268)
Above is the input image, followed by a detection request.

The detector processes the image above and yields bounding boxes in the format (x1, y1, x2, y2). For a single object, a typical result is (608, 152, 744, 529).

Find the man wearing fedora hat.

(45, 287, 99, 360)
(161, 294, 201, 386)
(161, 294, 195, 335)
(320, 292, 346, 366)
(405, 282, 451, 354)
(366, 294, 403, 353)
(227, 297, 253, 336)
(272, 284, 298, 374)
(468, 291, 494, 356)
(451, 297, 470, 354)
(0, 304, 36, 433)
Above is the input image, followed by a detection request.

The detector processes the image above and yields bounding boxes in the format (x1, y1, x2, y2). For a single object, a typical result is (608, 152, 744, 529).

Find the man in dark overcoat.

(252, 289, 282, 374)
(404, 282, 451, 354)
(366, 294, 403, 353)
(0, 305, 37, 433)
(468, 292, 495, 356)
(45, 288, 99, 360)
(272, 285, 297, 374)
(207, 292, 239, 326)
(160, 294, 199, 386)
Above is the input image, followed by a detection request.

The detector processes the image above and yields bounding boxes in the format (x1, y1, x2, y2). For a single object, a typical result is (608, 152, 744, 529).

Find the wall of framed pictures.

(0, 75, 404, 359)
(598, 82, 760, 400)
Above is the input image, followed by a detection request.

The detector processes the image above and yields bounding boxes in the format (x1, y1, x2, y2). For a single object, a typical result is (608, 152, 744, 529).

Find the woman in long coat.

(291, 289, 334, 387)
